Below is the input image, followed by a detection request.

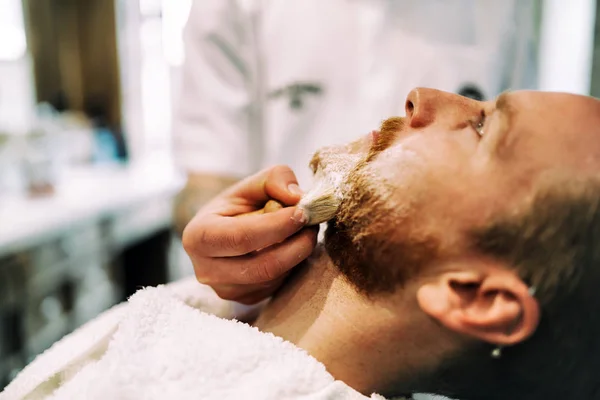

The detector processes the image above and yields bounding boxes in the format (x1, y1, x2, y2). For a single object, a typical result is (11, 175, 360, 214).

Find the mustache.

(366, 117, 405, 162)
(309, 116, 405, 175)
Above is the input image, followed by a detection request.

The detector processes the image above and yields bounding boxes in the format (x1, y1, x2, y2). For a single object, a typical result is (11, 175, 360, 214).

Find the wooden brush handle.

(238, 199, 284, 217)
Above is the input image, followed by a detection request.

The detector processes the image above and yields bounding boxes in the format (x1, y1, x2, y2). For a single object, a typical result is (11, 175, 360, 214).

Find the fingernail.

(288, 183, 303, 196)
(292, 207, 308, 224)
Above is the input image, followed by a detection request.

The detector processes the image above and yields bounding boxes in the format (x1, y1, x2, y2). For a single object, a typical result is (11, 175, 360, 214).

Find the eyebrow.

(495, 91, 515, 123)
(490, 91, 516, 156)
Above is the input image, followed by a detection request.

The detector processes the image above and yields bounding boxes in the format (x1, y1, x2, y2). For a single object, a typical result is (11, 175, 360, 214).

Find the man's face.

(317, 88, 600, 293)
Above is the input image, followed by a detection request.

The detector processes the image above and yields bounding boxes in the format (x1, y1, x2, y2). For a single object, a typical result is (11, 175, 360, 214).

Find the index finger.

(184, 206, 307, 257)
(195, 227, 318, 285)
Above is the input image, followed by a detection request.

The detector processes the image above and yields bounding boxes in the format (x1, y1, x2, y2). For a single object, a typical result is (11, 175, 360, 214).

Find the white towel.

(2, 284, 398, 400)
(0, 277, 242, 400)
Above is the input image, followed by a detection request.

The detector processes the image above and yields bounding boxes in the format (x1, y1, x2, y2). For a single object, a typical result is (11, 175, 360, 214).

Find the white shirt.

(173, 0, 538, 188)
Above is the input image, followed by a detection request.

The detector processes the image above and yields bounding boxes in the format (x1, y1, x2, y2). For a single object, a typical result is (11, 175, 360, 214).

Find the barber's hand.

(182, 165, 319, 305)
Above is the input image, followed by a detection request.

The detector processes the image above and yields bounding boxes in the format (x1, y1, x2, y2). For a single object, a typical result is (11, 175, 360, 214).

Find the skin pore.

(254, 88, 600, 398)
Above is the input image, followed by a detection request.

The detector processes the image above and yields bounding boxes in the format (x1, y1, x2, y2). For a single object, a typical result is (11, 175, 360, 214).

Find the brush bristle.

(298, 184, 341, 225)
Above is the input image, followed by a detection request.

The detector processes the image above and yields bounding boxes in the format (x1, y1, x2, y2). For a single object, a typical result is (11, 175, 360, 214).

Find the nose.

(404, 87, 482, 129)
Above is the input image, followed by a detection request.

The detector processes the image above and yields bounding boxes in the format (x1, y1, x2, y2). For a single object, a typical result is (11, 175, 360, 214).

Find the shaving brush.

(297, 167, 342, 225)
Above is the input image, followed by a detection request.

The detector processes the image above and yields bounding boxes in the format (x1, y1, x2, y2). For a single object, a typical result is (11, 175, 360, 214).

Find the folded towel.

(3, 284, 397, 400)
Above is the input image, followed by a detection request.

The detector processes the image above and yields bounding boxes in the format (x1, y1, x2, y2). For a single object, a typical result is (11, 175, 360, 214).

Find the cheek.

(365, 140, 429, 202)
(373, 136, 482, 235)
(370, 135, 467, 189)
(354, 133, 479, 219)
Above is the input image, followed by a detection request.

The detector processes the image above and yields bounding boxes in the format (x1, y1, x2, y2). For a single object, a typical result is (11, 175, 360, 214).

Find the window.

(0, 0, 34, 133)
(117, 0, 192, 159)
(0, 0, 27, 61)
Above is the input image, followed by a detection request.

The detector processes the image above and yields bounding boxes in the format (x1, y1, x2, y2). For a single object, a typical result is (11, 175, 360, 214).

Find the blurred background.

(0, 0, 599, 389)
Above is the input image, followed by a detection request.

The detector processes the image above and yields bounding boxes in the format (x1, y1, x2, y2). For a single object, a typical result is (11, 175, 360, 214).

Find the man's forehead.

(498, 90, 600, 112)
(499, 91, 600, 143)
(500, 91, 600, 175)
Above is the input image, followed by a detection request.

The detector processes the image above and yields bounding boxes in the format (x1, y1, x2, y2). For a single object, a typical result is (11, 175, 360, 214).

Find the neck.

(253, 246, 422, 396)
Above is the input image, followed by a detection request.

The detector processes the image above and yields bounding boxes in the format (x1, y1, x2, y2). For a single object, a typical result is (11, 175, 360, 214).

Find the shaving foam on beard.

(298, 150, 362, 226)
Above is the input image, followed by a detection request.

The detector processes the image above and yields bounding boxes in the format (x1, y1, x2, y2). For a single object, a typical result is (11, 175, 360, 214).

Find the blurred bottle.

(85, 97, 125, 165)
(22, 103, 60, 197)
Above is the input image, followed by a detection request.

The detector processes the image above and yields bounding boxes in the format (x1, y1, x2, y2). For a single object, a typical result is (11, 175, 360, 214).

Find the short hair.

(430, 174, 600, 400)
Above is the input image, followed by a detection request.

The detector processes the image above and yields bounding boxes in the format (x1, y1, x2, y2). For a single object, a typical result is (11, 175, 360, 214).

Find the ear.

(416, 262, 540, 346)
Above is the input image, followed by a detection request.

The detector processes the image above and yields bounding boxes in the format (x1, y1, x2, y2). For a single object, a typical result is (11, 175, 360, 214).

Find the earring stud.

(491, 346, 503, 359)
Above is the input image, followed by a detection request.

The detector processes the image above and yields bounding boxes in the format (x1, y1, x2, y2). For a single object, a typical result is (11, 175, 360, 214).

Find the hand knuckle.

(271, 255, 287, 277)
(198, 227, 216, 249)
(225, 228, 253, 253)
(181, 227, 197, 255)
(251, 255, 285, 283)
(183, 225, 216, 257)
(194, 227, 226, 255)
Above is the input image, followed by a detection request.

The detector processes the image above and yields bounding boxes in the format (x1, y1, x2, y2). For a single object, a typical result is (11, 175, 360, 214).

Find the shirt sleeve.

(172, 0, 258, 178)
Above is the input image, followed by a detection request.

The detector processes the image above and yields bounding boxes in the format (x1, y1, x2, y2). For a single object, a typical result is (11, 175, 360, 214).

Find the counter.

(0, 158, 184, 255)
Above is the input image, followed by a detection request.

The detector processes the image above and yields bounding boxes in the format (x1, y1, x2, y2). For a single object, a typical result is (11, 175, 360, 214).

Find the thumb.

(264, 165, 305, 206)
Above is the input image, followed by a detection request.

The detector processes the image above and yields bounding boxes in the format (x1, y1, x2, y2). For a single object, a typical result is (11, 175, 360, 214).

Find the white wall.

(0, 56, 36, 134)
(538, 0, 596, 94)
(0, 0, 35, 134)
